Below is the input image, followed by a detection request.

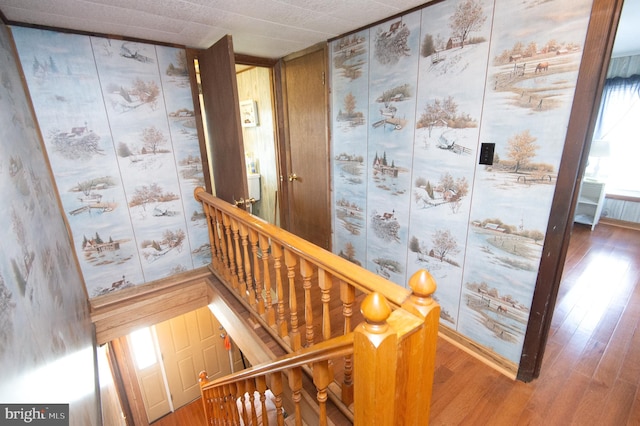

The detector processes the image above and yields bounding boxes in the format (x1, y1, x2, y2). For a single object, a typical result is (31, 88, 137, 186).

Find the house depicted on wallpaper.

(330, 0, 594, 368)
(11, 27, 210, 298)
(0, 0, 626, 422)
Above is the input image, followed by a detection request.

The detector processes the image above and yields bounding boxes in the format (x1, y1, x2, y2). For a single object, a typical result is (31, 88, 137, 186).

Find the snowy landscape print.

(457, 0, 592, 363)
(330, 0, 594, 366)
(365, 11, 422, 285)
(406, 0, 494, 327)
(331, 30, 370, 268)
(12, 28, 208, 297)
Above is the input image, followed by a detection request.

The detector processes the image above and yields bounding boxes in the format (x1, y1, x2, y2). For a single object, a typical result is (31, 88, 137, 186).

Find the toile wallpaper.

(330, 0, 594, 366)
(11, 27, 210, 298)
(0, 21, 99, 424)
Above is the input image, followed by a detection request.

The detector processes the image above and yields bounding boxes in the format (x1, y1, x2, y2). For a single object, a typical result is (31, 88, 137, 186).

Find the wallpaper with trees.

(0, 22, 99, 422)
(12, 27, 209, 298)
(330, 0, 593, 366)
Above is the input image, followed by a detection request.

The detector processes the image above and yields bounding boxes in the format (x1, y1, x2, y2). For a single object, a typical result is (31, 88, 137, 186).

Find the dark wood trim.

(274, 58, 291, 230)
(517, 0, 624, 382)
(186, 48, 214, 193)
(235, 53, 278, 67)
(5, 21, 186, 49)
(0, 9, 8, 24)
(111, 337, 149, 426)
(106, 341, 136, 426)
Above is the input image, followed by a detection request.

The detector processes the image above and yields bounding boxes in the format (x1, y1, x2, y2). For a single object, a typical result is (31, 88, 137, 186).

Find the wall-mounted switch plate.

(479, 142, 495, 165)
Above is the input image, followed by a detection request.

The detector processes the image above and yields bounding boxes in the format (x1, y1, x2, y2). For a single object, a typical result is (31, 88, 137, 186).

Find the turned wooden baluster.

(271, 243, 288, 338)
(269, 372, 285, 426)
(214, 386, 224, 423)
(198, 371, 213, 421)
(228, 382, 240, 425)
(222, 383, 235, 425)
(249, 228, 265, 315)
(256, 376, 269, 426)
(259, 234, 276, 326)
(289, 367, 303, 426)
(318, 269, 332, 342)
(246, 379, 259, 426)
(313, 360, 331, 426)
(221, 212, 236, 288)
(300, 258, 315, 347)
(318, 269, 335, 379)
(212, 208, 226, 272)
(231, 217, 247, 297)
(237, 380, 249, 426)
(284, 249, 301, 350)
(341, 280, 355, 406)
(239, 222, 255, 307)
(213, 208, 229, 280)
(201, 202, 217, 268)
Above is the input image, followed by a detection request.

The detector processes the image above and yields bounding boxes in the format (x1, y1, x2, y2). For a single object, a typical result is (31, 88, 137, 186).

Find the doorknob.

(288, 173, 299, 182)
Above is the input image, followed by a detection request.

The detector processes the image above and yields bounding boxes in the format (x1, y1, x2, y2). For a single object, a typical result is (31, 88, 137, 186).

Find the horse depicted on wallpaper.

(331, 0, 593, 367)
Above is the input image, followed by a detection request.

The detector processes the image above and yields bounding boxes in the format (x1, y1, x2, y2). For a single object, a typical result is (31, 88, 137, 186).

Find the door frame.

(235, 54, 284, 225)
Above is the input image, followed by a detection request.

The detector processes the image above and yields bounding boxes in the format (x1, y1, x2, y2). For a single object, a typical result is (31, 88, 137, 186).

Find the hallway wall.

(0, 21, 99, 423)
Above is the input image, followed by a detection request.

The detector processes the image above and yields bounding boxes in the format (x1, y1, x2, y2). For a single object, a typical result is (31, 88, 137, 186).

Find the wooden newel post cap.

(199, 370, 209, 384)
(194, 186, 206, 199)
(409, 269, 437, 299)
(361, 292, 391, 332)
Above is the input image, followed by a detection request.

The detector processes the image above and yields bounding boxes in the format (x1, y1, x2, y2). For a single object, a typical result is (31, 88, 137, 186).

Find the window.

(129, 327, 158, 370)
(592, 75, 640, 195)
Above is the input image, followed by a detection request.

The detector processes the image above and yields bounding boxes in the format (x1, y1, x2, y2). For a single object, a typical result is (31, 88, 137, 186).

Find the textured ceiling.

(0, 0, 432, 58)
(0, 0, 637, 59)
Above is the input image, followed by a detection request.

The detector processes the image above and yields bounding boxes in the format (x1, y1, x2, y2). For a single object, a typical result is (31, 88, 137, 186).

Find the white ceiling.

(0, 0, 637, 59)
(0, 0, 432, 58)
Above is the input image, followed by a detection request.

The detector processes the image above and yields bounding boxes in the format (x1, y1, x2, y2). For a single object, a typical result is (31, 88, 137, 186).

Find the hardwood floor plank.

(599, 378, 637, 425)
(542, 370, 590, 425)
(570, 378, 612, 425)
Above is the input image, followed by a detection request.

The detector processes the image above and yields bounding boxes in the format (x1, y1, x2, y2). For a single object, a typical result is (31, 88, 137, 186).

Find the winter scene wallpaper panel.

(331, 29, 370, 269)
(12, 27, 209, 298)
(0, 22, 99, 423)
(365, 11, 421, 287)
(330, 0, 593, 366)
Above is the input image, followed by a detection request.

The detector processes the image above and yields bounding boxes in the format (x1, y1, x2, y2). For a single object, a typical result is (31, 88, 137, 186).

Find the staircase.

(195, 188, 440, 425)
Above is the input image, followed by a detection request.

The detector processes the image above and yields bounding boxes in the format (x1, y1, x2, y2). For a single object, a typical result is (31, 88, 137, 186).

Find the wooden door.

(155, 307, 231, 409)
(128, 328, 171, 423)
(196, 35, 248, 205)
(282, 47, 331, 250)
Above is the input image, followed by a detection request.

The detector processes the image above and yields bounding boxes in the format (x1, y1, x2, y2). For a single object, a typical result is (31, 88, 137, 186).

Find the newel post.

(397, 269, 440, 425)
(353, 292, 398, 425)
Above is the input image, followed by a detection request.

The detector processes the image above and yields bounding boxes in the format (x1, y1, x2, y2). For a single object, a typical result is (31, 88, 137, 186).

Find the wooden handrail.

(201, 333, 354, 388)
(194, 187, 411, 306)
(194, 189, 440, 425)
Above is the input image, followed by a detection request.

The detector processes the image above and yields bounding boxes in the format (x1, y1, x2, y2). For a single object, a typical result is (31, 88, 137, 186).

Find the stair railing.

(194, 188, 440, 424)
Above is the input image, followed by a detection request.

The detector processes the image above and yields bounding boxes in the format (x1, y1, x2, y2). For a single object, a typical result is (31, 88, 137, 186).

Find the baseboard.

(438, 325, 518, 380)
(599, 217, 640, 231)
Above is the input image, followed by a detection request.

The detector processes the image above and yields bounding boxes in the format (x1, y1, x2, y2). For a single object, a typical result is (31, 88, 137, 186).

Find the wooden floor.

(430, 223, 640, 425)
(152, 223, 640, 425)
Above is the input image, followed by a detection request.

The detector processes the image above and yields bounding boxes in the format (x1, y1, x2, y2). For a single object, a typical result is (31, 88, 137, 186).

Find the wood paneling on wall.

(236, 66, 279, 225)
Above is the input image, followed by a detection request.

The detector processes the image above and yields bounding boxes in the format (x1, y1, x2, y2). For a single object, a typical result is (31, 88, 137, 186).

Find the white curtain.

(592, 74, 640, 194)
